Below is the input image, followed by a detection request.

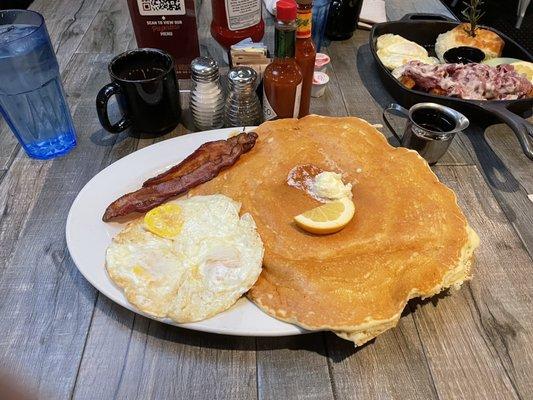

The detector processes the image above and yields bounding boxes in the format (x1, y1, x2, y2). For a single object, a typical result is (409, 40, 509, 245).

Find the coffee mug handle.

(96, 82, 131, 133)
(383, 103, 409, 143)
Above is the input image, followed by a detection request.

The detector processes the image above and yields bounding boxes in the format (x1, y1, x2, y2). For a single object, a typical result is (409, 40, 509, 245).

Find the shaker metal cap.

(190, 56, 219, 82)
(227, 66, 257, 89)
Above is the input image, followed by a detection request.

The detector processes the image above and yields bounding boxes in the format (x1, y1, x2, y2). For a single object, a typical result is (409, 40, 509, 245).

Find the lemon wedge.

(294, 197, 355, 235)
(512, 61, 533, 83)
(144, 203, 183, 238)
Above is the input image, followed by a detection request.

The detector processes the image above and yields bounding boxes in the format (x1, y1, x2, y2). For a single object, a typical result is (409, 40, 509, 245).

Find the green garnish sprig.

(461, 0, 485, 37)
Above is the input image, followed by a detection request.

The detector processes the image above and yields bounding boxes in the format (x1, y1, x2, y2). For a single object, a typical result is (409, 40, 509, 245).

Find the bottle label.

(263, 83, 302, 120)
(137, 0, 186, 16)
(296, 9, 312, 39)
(225, 0, 261, 31)
(263, 87, 277, 121)
(293, 82, 302, 118)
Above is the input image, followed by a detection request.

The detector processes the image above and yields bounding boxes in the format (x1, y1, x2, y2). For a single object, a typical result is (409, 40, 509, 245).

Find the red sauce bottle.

(211, 0, 265, 49)
(263, 1, 303, 120)
(295, 0, 316, 117)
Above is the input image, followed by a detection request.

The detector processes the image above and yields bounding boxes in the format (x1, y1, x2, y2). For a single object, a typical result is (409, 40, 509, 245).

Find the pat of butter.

(312, 172, 352, 201)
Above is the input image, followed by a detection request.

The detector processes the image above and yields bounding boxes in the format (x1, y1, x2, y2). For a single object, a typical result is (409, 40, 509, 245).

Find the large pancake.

(190, 115, 479, 345)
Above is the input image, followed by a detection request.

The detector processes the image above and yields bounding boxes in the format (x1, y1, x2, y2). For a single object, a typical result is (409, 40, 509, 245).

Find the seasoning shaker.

(189, 57, 225, 130)
(224, 66, 261, 127)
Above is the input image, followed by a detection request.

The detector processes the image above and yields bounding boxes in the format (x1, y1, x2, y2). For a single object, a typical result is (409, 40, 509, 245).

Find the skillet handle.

(399, 13, 455, 22)
(481, 103, 533, 160)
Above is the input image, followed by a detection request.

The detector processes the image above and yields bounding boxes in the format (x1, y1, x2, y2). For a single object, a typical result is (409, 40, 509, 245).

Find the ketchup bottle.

(210, 0, 265, 49)
(263, 1, 303, 120)
(295, 0, 316, 117)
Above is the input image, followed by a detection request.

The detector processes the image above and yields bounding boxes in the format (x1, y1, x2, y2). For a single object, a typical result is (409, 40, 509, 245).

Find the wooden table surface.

(0, 0, 532, 399)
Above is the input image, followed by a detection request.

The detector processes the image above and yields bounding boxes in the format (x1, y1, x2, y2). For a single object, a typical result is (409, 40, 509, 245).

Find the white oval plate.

(66, 127, 305, 337)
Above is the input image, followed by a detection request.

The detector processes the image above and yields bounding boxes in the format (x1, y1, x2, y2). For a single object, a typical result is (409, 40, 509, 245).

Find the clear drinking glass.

(0, 10, 76, 159)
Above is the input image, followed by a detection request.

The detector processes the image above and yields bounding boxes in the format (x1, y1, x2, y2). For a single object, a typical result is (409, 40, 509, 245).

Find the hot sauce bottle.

(295, 0, 316, 117)
(263, 1, 303, 121)
(211, 0, 265, 48)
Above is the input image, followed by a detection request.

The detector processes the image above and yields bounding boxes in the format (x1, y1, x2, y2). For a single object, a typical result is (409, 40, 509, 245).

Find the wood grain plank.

(0, 52, 140, 399)
(74, 296, 257, 400)
(0, 157, 49, 276)
(31, 0, 105, 19)
(256, 334, 334, 400)
(484, 122, 533, 195)
(457, 126, 533, 259)
(385, 0, 455, 21)
(32, 0, 107, 69)
(77, 0, 136, 55)
(326, 323, 438, 400)
(409, 165, 533, 399)
(0, 123, 19, 177)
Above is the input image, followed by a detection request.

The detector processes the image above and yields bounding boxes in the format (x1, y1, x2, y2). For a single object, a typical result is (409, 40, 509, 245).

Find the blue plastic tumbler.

(0, 10, 76, 159)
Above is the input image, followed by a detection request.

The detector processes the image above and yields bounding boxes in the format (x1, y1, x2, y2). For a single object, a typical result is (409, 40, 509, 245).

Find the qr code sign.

(137, 0, 186, 16)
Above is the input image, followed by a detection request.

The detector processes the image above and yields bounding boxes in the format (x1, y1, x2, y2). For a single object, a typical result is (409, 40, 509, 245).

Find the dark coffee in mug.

(96, 48, 181, 136)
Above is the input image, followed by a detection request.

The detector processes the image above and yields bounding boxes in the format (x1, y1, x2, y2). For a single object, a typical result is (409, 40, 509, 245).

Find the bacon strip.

(102, 132, 258, 221)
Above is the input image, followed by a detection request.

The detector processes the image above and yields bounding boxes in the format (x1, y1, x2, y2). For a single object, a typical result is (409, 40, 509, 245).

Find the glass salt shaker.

(189, 57, 225, 130)
(224, 66, 261, 127)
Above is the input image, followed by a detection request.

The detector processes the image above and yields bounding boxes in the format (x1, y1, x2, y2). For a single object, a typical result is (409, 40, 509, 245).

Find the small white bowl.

(314, 53, 330, 73)
(311, 71, 329, 98)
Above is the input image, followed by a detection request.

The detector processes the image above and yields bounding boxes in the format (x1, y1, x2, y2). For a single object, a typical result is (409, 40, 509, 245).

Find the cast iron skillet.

(369, 13, 533, 160)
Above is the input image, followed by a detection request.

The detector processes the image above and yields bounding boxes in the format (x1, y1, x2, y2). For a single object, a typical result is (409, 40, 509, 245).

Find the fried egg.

(106, 194, 264, 322)
(376, 34, 438, 70)
(377, 33, 405, 50)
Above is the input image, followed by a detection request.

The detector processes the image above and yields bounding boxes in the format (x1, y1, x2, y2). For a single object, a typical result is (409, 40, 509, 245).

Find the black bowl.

(443, 46, 486, 64)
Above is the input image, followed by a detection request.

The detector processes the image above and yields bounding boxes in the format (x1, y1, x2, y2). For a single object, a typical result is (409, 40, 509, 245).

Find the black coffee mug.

(96, 48, 181, 135)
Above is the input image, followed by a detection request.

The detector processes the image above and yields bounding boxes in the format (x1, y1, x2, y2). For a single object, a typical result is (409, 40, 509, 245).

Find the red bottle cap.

(276, 1, 297, 21)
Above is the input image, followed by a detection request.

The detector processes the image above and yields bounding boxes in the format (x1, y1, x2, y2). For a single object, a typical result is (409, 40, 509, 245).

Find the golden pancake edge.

(190, 115, 479, 345)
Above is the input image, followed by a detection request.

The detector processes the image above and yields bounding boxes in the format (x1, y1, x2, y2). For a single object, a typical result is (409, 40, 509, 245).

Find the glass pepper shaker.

(224, 66, 261, 127)
(189, 57, 225, 131)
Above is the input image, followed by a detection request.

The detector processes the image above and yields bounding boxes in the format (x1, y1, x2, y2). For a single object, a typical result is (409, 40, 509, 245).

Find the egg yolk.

(144, 203, 183, 238)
